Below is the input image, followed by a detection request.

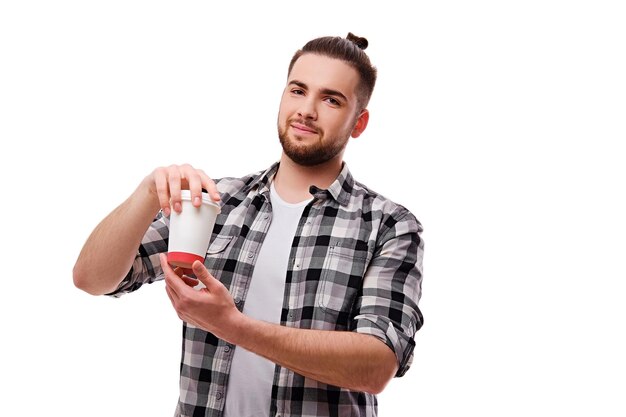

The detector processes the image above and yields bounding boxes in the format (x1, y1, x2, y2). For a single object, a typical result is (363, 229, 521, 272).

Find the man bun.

(346, 32, 368, 50)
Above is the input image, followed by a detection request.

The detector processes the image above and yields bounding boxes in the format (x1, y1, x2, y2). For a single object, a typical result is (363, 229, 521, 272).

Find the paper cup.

(167, 190, 221, 268)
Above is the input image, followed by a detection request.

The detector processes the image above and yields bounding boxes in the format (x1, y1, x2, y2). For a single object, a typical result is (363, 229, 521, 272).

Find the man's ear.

(351, 109, 369, 138)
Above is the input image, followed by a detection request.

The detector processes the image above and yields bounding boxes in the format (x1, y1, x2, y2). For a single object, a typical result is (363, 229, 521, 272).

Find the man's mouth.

(290, 121, 318, 134)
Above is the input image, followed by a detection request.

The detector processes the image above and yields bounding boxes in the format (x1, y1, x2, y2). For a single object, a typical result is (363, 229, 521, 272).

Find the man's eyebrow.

(289, 80, 308, 90)
(288, 80, 348, 103)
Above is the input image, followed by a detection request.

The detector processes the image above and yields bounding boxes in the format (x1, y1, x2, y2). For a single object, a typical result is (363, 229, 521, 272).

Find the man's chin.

(279, 131, 334, 166)
(283, 152, 315, 166)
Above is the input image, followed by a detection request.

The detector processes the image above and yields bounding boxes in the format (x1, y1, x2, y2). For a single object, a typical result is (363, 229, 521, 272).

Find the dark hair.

(287, 33, 377, 110)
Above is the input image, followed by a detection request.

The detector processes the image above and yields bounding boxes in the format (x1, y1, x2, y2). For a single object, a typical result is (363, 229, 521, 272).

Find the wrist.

(223, 311, 255, 347)
(135, 177, 161, 214)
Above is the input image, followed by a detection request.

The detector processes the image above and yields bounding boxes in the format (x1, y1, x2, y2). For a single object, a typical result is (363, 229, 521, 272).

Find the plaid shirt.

(109, 162, 424, 417)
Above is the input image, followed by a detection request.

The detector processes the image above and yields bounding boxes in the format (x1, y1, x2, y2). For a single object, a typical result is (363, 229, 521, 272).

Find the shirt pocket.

(318, 245, 368, 314)
(206, 235, 233, 255)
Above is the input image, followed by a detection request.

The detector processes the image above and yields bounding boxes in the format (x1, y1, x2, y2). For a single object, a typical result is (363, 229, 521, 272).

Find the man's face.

(277, 53, 363, 167)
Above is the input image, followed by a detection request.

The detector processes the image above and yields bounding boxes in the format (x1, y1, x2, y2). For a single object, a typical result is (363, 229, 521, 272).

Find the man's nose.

(297, 97, 317, 120)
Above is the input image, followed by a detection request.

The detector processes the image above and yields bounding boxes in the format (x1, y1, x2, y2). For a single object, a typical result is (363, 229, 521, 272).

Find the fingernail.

(194, 197, 201, 205)
(174, 202, 182, 212)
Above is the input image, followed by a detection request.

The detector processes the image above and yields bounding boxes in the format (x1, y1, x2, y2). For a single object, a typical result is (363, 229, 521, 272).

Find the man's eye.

(291, 89, 305, 95)
(326, 97, 340, 106)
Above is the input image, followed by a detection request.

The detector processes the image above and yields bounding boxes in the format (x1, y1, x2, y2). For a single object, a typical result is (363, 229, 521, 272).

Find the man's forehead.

(288, 54, 359, 98)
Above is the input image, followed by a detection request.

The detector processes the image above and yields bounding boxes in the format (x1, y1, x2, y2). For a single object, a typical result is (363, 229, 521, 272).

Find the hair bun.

(346, 32, 368, 50)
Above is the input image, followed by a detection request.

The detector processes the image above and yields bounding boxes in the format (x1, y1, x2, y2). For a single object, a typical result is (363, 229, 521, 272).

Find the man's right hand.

(73, 163, 220, 296)
(145, 164, 221, 217)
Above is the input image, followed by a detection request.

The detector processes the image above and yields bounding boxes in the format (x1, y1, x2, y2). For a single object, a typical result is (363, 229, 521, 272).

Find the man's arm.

(73, 181, 160, 295)
(231, 315, 398, 394)
(73, 164, 220, 295)
(162, 254, 398, 394)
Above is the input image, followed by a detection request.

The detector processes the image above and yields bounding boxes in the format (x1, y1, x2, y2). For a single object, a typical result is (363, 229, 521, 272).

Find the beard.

(278, 119, 350, 167)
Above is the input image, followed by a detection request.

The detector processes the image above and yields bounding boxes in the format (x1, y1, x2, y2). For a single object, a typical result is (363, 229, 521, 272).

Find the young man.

(74, 33, 424, 417)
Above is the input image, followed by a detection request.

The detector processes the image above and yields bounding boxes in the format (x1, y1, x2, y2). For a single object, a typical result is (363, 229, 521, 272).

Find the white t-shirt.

(223, 182, 312, 417)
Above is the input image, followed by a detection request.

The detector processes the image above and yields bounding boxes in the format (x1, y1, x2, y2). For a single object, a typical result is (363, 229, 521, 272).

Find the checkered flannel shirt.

(108, 162, 424, 417)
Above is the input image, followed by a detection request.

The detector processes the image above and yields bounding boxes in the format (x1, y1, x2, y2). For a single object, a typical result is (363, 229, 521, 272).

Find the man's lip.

(291, 122, 317, 134)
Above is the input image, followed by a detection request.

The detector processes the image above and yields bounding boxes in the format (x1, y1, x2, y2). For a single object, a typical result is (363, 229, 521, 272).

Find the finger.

(181, 275, 199, 288)
(161, 253, 183, 298)
(173, 266, 193, 279)
(165, 284, 178, 306)
(167, 165, 183, 213)
(173, 265, 197, 287)
(191, 260, 219, 291)
(165, 286, 188, 323)
(180, 164, 204, 207)
(160, 253, 175, 274)
(153, 167, 172, 217)
(198, 170, 221, 202)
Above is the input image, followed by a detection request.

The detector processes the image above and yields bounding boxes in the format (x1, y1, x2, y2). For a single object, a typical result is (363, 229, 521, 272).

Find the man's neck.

(273, 154, 343, 204)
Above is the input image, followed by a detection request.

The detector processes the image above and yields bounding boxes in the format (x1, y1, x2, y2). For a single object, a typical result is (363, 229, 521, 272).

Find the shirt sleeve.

(105, 211, 169, 298)
(351, 207, 424, 377)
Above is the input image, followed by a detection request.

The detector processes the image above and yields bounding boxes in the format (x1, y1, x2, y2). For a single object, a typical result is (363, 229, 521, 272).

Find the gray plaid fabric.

(108, 162, 424, 417)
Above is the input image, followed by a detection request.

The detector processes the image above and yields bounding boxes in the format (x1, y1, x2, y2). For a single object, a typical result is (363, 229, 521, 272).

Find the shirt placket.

(274, 199, 323, 416)
(228, 192, 273, 307)
(216, 191, 274, 416)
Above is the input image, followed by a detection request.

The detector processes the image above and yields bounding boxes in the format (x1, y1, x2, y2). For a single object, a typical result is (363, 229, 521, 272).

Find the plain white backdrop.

(1, 1, 625, 416)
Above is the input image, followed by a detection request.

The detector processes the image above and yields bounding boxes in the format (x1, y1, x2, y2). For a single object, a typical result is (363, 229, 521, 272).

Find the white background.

(1, 1, 625, 416)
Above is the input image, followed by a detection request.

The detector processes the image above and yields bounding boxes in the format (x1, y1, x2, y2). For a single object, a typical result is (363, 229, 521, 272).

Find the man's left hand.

(161, 253, 241, 341)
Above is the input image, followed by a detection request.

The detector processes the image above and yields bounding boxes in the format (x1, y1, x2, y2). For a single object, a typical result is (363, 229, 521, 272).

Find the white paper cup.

(167, 190, 221, 268)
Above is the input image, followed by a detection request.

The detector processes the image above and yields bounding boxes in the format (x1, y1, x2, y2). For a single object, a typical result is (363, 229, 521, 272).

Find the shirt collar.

(242, 162, 279, 197)
(244, 162, 354, 207)
(308, 162, 353, 207)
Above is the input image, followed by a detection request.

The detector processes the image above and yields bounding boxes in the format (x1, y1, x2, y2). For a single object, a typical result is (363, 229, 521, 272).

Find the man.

(74, 33, 424, 417)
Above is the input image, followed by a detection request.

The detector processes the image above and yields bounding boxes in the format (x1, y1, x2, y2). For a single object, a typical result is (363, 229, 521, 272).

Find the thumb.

(191, 260, 218, 290)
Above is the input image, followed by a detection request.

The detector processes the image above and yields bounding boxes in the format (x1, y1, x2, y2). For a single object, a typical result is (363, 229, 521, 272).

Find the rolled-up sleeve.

(106, 212, 169, 298)
(352, 209, 424, 377)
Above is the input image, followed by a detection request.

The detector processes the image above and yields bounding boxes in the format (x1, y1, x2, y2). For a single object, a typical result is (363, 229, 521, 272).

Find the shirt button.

(224, 345, 231, 353)
(216, 392, 223, 400)
(234, 297, 242, 305)
(248, 253, 254, 259)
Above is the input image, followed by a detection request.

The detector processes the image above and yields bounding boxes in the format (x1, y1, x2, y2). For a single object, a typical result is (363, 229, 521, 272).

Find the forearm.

(227, 316, 398, 394)
(73, 180, 161, 295)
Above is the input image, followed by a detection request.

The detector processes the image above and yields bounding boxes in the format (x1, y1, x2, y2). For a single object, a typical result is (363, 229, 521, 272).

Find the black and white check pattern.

(109, 162, 424, 417)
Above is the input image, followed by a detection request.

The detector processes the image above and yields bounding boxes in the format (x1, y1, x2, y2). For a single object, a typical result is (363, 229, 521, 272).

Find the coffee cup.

(167, 190, 221, 268)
